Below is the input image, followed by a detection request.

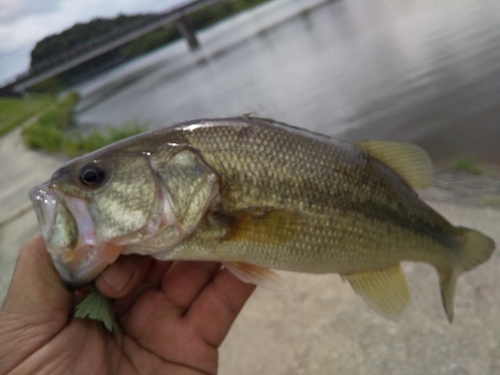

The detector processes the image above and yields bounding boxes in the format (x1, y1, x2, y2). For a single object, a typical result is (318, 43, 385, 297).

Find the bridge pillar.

(177, 14, 200, 50)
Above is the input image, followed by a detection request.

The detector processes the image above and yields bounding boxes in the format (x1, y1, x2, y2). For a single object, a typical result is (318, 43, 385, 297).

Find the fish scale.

(153, 120, 450, 270)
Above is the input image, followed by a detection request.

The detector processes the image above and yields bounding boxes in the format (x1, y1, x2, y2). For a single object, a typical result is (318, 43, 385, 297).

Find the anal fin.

(224, 262, 288, 291)
(342, 264, 410, 320)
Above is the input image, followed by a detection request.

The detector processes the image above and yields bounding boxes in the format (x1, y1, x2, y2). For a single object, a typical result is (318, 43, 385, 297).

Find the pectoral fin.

(342, 264, 410, 320)
(224, 262, 289, 291)
(354, 140, 433, 189)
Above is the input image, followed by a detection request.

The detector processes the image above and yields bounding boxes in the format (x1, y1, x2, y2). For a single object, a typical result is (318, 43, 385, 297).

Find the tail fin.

(439, 227, 495, 322)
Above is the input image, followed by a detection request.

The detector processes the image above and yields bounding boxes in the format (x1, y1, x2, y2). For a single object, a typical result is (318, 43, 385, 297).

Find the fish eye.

(79, 163, 106, 188)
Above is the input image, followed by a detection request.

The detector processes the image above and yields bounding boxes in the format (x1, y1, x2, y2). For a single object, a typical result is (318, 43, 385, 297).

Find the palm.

(0, 237, 255, 375)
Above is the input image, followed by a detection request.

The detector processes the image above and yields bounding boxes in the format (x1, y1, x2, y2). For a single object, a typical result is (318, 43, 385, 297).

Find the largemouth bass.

(29, 116, 495, 321)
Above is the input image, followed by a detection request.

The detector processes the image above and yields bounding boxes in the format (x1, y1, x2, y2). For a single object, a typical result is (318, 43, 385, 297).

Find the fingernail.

(100, 263, 133, 293)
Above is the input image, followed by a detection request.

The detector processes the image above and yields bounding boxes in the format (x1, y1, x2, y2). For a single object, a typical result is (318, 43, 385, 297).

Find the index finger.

(95, 254, 154, 298)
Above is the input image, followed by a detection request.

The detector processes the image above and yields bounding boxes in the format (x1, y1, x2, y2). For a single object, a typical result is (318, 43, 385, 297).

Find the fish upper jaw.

(29, 183, 58, 245)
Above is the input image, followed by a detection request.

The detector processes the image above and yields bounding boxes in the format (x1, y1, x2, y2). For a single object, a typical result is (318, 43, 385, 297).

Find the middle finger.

(160, 261, 221, 310)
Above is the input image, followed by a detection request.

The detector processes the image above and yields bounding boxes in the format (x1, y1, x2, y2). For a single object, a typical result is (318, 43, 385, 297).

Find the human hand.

(0, 236, 255, 374)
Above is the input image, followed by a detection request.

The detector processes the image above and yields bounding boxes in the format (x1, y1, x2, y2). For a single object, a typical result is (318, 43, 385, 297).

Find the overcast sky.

(0, 0, 186, 83)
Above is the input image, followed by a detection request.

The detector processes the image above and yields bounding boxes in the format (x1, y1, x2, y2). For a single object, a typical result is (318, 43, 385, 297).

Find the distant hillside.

(29, 0, 268, 93)
(30, 14, 150, 68)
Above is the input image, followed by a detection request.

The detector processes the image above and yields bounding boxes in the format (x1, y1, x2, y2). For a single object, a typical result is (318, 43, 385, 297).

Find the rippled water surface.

(75, 0, 500, 164)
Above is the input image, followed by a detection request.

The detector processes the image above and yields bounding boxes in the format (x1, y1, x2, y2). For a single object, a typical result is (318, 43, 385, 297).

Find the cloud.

(0, 0, 64, 23)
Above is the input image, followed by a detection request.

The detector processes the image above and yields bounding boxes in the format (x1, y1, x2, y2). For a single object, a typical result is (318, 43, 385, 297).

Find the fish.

(29, 116, 495, 321)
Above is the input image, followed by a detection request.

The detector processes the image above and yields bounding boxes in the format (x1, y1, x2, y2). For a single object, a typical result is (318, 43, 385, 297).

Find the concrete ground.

(0, 128, 499, 374)
(0, 127, 64, 300)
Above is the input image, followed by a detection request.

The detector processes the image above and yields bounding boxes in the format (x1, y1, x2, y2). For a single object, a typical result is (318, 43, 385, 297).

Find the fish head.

(30, 145, 220, 289)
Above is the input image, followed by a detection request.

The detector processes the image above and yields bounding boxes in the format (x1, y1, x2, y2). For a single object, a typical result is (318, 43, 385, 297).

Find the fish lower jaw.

(53, 241, 124, 289)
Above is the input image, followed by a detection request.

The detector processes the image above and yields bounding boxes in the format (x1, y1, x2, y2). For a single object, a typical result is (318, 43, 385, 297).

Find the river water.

(74, 0, 500, 165)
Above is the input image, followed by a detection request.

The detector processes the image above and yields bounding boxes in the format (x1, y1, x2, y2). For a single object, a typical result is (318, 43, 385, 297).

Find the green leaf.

(74, 286, 119, 332)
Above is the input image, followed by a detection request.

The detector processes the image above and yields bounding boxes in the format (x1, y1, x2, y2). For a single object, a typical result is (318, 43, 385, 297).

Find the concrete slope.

(0, 127, 64, 300)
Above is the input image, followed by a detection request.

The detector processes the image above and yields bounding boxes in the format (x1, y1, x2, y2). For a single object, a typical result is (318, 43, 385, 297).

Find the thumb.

(0, 238, 74, 373)
(1, 235, 73, 326)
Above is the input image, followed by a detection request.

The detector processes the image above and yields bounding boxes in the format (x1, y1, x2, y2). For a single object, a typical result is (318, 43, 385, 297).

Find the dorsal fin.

(354, 140, 433, 189)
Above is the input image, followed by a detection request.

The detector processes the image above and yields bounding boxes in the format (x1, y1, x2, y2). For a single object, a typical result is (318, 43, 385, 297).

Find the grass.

(29, 76, 68, 94)
(449, 156, 487, 175)
(22, 92, 80, 152)
(63, 121, 147, 157)
(22, 91, 147, 156)
(477, 197, 500, 207)
(0, 94, 56, 136)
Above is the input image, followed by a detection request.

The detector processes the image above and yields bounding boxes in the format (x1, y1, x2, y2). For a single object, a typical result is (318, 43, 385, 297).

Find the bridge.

(0, 0, 219, 96)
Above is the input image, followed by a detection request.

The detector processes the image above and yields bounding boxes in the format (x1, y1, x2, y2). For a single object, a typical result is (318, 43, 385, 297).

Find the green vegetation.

(189, 0, 267, 29)
(477, 197, 500, 207)
(449, 156, 487, 175)
(22, 92, 146, 156)
(122, 23, 180, 60)
(22, 92, 80, 152)
(63, 121, 147, 157)
(29, 77, 70, 94)
(31, 14, 148, 68)
(29, 0, 269, 93)
(75, 286, 118, 332)
(0, 95, 56, 136)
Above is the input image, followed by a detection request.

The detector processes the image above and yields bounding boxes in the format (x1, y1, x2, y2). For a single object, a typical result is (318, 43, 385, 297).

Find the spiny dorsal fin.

(224, 262, 289, 291)
(342, 264, 410, 320)
(354, 140, 433, 189)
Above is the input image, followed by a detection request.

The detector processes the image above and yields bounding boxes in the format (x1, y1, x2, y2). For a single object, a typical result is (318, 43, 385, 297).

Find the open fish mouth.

(29, 183, 123, 289)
